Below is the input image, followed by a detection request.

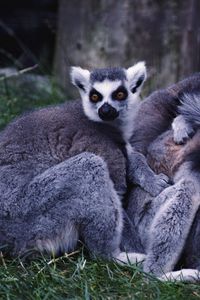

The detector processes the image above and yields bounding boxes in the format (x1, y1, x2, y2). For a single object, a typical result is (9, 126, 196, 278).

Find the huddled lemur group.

(0, 61, 200, 281)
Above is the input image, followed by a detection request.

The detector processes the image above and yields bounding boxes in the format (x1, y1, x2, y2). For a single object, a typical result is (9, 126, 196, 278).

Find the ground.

(0, 251, 200, 300)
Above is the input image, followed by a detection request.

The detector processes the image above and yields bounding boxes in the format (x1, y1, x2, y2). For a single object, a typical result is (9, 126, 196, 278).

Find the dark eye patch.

(75, 79, 85, 92)
(112, 86, 128, 101)
(136, 74, 145, 88)
(89, 88, 103, 103)
(131, 74, 145, 93)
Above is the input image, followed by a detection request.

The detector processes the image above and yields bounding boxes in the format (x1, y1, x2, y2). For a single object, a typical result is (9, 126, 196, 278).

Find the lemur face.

(70, 62, 146, 123)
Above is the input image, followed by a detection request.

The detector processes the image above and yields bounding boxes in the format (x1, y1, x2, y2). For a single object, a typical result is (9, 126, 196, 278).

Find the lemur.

(0, 62, 149, 264)
(1, 59, 198, 281)
(125, 73, 200, 281)
(71, 65, 200, 281)
(71, 63, 170, 197)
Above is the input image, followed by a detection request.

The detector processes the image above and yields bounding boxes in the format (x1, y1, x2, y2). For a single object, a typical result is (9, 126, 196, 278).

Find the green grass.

(0, 251, 200, 300)
(0, 72, 66, 129)
(0, 72, 200, 299)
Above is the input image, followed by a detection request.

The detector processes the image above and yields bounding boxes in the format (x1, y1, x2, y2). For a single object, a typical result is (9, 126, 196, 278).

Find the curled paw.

(146, 173, 171, 197)
(173, 125, 195, 145)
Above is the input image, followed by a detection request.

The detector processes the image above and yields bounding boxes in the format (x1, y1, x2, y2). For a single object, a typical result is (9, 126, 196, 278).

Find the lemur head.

(70, 62, 146, 123)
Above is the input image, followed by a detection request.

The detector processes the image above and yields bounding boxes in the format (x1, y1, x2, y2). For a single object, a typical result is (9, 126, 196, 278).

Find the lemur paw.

(172, 120, 195, 145)
(159, 269, 200, 283)
(145, 173, 170, 197)
(173, 126, 194, 145)
(115, 252, 146, 265)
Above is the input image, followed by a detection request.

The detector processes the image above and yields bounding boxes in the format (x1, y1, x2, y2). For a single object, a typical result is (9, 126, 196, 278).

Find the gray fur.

(70, 63, 146, 142)
(1, 65, 200, 282)
(144, 171, 200, 275)
(172, 114, 195, 144)
(129, 73, 200, 153)
(90, 67, 126, 83)
(125, 73, 200, 278)
(0, 64, 154, 263)
(127, 148, 170, 196)
(171, 92, 200, 144)
(0, 101, 117, 256)
(179, 92, 200, 126)
(0, 97, 146, 264)
(15, 152, 123, 257)
(72, 72, 200, 279)
(72, 63, 170, 196)
(126, 158, 200, 279)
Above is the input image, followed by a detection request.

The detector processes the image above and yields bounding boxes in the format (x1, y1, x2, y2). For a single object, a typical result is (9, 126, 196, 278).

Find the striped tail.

(179, 93, 200, 125)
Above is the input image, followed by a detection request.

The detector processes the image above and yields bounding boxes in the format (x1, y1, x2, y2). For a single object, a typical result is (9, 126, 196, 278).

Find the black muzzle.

(98, 103, 119, 121)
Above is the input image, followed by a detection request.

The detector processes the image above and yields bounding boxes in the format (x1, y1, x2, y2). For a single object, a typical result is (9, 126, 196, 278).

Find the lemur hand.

(142, 173, 170, 197)
(127, 147, 171, 196)
(172, 115, 195, 145)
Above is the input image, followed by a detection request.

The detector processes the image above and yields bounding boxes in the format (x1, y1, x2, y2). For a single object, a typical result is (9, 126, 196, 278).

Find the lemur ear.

(70, 67, 90, 93)
(126, 62, 147, 93)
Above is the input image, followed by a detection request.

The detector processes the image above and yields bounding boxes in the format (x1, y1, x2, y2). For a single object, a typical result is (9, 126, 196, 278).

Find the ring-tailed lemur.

(0, 63, 148, 264)
(71, 65, 200, 281)
(71, 63, 170, 197)
(125, 73, 200, 281)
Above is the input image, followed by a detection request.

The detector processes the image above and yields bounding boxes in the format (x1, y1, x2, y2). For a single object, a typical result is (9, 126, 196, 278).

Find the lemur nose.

(98, 103, 119, 121)
(101, 103, 110, 113)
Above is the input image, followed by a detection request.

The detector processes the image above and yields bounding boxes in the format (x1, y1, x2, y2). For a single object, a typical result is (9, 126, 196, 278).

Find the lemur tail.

(179, 93, 200, 125)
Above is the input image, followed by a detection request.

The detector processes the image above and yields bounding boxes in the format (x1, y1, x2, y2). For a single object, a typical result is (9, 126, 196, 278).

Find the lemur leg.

(144, 163, 200, 276)
(17, 152, 144, 263)
(182, 207, 200, 270)
(126, 145, 170, 197)
(124, 185, 200, 282)
(172, 115, 195, 145)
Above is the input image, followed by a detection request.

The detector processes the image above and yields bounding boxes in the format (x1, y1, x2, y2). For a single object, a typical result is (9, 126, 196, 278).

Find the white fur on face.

(93, 80, 122, 102)
(82, 79, 140, 119)
(82, 79, 122, 122)
(71, 63, 146, 140)
(126, 61, 147, 92)
(81, 78, 141, 141)
(93, 80, 127, 112)
(70, 66, 90, 92)
(81, 92, 101, 122)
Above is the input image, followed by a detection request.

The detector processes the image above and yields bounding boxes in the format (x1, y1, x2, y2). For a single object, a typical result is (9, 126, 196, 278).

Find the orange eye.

(90, 94, 99, 102)
(116, 91, 125, 100)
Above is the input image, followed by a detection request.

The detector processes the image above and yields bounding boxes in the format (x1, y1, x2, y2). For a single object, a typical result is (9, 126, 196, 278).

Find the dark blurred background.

(0, 0, 200, 106)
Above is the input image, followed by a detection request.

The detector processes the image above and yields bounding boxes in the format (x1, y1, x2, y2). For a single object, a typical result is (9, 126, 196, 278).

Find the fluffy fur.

(71, 66, 200, 280)
(1, 64, 200, 281)
(171, 92, 200, 144)
(70, 62, 146, 141)
(0, 89, 145, 264)
(71, 63, 171, 196)
(124, 73, 200, 280)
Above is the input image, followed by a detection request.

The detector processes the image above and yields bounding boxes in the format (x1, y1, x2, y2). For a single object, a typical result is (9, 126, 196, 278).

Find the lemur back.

(127, 73, 200, 279)
(0, 63, 148, 262)
(130, 73, 200, 153)
(0, 98, 136, 260)
(0, 100, 127, 199)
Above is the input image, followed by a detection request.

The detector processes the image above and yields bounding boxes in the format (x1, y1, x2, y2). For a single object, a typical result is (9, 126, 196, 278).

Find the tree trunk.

(54, 0, 200, 97)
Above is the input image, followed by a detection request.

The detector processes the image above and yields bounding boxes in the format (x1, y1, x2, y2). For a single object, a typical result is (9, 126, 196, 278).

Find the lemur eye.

(112, 86, 128, 101)
(90, 94, 99, 102)
(116, 91, 126, 100)
(89, 89, 103, 103)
